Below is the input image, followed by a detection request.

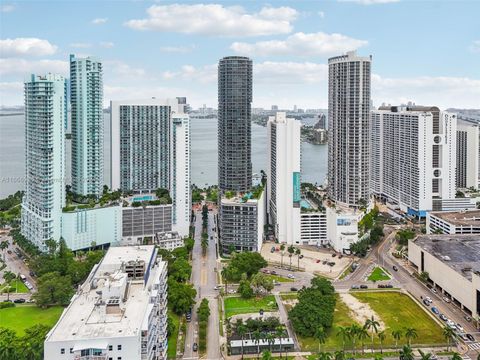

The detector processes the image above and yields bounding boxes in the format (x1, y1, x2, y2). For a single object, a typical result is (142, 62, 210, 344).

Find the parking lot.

(260, 243, 352, 279)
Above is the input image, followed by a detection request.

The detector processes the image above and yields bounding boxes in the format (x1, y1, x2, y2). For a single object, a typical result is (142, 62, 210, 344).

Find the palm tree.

(442, 326, 455, 352)
(0, 240, 8, 261)
(358, 327, 369, 354)
(378, 331, 386, 354)
(2, 270, 16, 301)
(364, 315, 380, 351)
(418, 349, 432, 360)
(318, 352, 333, 360)
(336, 326, 350, 352)
(334, 350, 345, 360)
(252, 330, 262, 359)
(400, 345, 414, 360)
(276, 325, 285, 358)
(266, 333, 275, 353)
(315, 325, 327, 353)
(391, 329, 402, 350)
(262, 350, 273, 360)
(237, 324, 247, 359)
(295, 248, 302, 270)
(374, 355, 384, 360)
(450, 353, 463, 360)
(280, 244, 285, 268)
(348, 324, 362, 355)
(287, 245, 295, 270)
(404, 328, 418, 346)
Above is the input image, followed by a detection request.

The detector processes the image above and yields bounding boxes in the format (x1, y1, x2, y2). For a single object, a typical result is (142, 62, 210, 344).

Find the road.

(183, 210, 221, 360)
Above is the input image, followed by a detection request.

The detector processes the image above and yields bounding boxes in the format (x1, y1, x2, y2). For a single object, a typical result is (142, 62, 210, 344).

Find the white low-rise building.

(408, 235, 480, 323)
(300, 210, 327, 246)
(326, 205, 361, 252)
(427, 209, 480, 234)
(44, 246, 168, 360)
(155, 231, 185, 251)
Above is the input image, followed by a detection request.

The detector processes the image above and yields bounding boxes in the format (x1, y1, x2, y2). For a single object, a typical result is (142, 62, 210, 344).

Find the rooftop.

(430, 210, 480, 227)
(45, 245, 166, 343)
(412, 235, 480, 280)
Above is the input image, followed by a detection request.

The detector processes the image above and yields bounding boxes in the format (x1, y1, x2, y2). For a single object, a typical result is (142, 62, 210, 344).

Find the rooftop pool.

(300, 199, 312, 209)
(132, 195, 154, 202)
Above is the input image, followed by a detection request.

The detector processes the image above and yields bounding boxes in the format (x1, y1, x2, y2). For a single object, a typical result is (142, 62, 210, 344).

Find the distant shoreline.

(0, 112, 24, 116)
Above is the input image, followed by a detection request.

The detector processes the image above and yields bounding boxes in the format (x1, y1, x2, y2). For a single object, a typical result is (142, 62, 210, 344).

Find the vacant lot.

(0, 305, 64, 335)
(367, 267, 391, 282)
(352, 292, 444, 345)
(224, 295, 277, 318)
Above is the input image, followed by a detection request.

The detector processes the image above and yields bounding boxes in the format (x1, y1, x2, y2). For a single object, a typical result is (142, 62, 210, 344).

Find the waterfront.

(0, 114, 327, 198)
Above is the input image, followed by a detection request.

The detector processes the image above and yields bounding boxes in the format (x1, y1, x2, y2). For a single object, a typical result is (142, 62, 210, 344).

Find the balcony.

(74, 356, 107, 360)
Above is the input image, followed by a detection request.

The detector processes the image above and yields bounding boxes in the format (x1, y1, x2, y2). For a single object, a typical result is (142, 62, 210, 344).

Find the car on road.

(456, 324, 464, 333)
(213, 286, 219, 290)
(442, 296, 451, 303)
(439, 314, 448, 321)
(466, 334, 475, 342)
(270, 270, 277, 275)
(290, 287, 298, 292)
(423, 299, 431, 306)
(431, 307, 439, 315)
(316, 259, 321, 263)
(378, 284, 385, 288)
(331, 253, 337, 257)
(360, 285, 368, 289)
(464, 315, 472, 322)
(430, 287, 437, 294)
(459, 333, 469, 341)
(13, 298, 25, 303)
(351, 285, 359, 289)
(270, 247, 275, 253)
(7, 250, 12, 254)
(192, 343, 198, 352)
(392, 265, 398, 271)
(287, 274, 295, 279)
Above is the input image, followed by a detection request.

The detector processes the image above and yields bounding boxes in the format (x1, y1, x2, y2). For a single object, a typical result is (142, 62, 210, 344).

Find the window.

(117, 345, 122, 351)
(118, 358, 122, 360)
(70, 348, 73, 354)
(61, 348, 65, 354)
(109, 345, 113, 351)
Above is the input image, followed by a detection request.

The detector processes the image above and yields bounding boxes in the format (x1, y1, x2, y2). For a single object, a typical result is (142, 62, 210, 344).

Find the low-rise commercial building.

(427, 210, 480, 234)
(155, 231, 184, 251)
(408, 235, 480, 323)
(44, 245, 168, 360)
(300, 199, 327, 246)
(326, 205, 361, 253)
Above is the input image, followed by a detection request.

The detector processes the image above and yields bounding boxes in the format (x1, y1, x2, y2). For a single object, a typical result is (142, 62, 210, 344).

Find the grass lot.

(280, 293, 298, 301)
(265, 274, 293, 283)
(352, 292, 444, 346)
(367, 267, 391, 282)
(224, 295, 277, 318)
(167, 310, 180, 359)
(0, 305, 63, 335)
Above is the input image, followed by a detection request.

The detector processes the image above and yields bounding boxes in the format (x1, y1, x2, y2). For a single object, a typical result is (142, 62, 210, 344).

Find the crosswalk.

(468, 342, 480, 351)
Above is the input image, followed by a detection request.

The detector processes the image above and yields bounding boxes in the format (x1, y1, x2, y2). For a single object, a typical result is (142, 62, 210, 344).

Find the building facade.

(326, 205, 362, 253)
(218, 56, 253, 193)
(300, 211, 327, 246)
(44, 246, 168, 360)
(370, 106, 457, 216)
(267, 112, 301, 245)
(70, 55, 104, 197)
(427, 210, 480, 234)
(456, 117, 479, 189)
(328, 51, 371, 208)
(21, 74, 67, 251)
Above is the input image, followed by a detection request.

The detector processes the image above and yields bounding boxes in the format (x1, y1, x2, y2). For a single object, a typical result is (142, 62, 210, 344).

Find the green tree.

(252, 330, 262, 359)
(280, 244, 285, 268)
(336, 326, 350, 352)
(418, 350, 432, 360)
(348, 324, 362, 355)
(450, 353, 463, 360)
(168, 279, 196, 315)
(237, 276, 254, 299)
(391, 329, 402, 350)
(399, 345, 414, 360)
(251, 272, 274, 294)
(378, 330, 386, 354)
(261, 350, 273, 360)
(404, 328, 417, 346)
(358, 327, 369, 354)
(0, 327, 19, 360)
(442, 326, 455, 352)
(318, 352, 333, 360)
(223, 252, 267, 281)
(21, 324, 50, 360)
(169, 258, 192, 283)
(334, 350, 345, 360)
(197, 298, 210, 322)
(237, 324, 247, 359)
(0, 240, 8, 260)
(364, 315, 380, 351)
(315, 325, 327, 352)
(34, 272, 73, 306)
(276, 325, 285, 359)
(295, 247, 302, 270)
(287, 245, 295, 270)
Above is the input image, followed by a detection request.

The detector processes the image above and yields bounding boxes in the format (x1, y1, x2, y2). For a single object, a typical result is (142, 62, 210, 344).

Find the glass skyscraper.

(21, 74, 67, 251)
(70, 54, 104, 197)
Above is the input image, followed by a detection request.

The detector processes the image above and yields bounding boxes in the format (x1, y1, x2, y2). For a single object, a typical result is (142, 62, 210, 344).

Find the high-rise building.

(267, 112, 301, 245)
(70, 54, 104, 197)
(21, 74, 67, 251)
(271, 105, 278, 111)
(218, 56, 253, 193)
(171, 113, 191, 236)
(111, 98, 179, 192)
(44, 246, 168, 360)
(456, 117, 479, 189)
(370, 105, 457, 216)
(110, 98, 191, 237)
(328, 51, 371, 208)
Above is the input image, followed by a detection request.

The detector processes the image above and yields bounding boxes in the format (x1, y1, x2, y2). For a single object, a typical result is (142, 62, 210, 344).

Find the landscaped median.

(224, 295, 278, 318)
(367, 266, 391, 282)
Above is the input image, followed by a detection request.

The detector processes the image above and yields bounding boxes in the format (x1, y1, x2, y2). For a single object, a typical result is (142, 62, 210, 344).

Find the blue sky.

(1, 0, 479, 109)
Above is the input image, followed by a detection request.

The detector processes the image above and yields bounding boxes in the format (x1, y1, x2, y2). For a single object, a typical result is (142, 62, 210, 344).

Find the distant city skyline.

(1, 1, 479, 109)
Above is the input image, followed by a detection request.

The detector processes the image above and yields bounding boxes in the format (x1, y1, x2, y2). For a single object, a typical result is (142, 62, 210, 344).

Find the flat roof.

(412, 235, 480, 280)
(46, 246, 166, 343)
(430, 210, 480, 227)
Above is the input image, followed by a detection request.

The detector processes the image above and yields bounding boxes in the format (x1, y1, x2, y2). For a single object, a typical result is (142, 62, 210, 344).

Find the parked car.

(464, 315, 472, 322)
(351, 285, 359, 289)
(290, 287, 298, 292)
(7, 250, 12, 254)
(431, 307, 439, 315)
(423, 299, 431, 306)
(287, 274, 295, 279)
(13, 298, 25, 304)
(192, 343, 198, 352)
(425, 296, 432, 302)
(360, 285, 368, 289)
(456, 324, 465, 333)
(439, 314, 448, 321)
(270, 247, 275, 253)
(447, 323, 457, 330)
(19, 274, 26, 282)
(459, 334, 469, 341)
(378, 284, 385, 288)
(331, 253, 337, 257)
(430, 287, 437, 294)
(385, 284, 394, 288)
(270, 270, 277, 275)
(466, 334, 475, 342)
(443, 296, 451, 303)
(316, 259, 321, 263)
(392, 265, 398, 271)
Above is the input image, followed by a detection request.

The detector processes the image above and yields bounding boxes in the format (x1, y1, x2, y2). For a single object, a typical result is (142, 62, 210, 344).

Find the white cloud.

(255, 61, 328, 83)
(69, 42, 92, 49)
(0, 38, 57, 57)
(338, 0, 399, 4)
(318, 11, 325, 18)
(231, 32, 367, 57)
(100, 41, 114, 48)
(125, 4, 297, 37)
(469, 40, 480, 53)
(0, 58, 68, 76)
(1, 4, 14, 12)
(160, 45, 195, 53)
(105, 60, 146, 77)
(91, 18, 108, 25)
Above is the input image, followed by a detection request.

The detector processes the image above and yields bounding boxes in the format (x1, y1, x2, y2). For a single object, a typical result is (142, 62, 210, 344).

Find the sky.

(0, 0, 479, 110)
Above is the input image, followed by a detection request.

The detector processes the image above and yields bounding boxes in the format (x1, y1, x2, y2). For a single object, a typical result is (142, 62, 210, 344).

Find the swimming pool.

(300, 199, 312, 209)
(132, 195, 154, 202)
